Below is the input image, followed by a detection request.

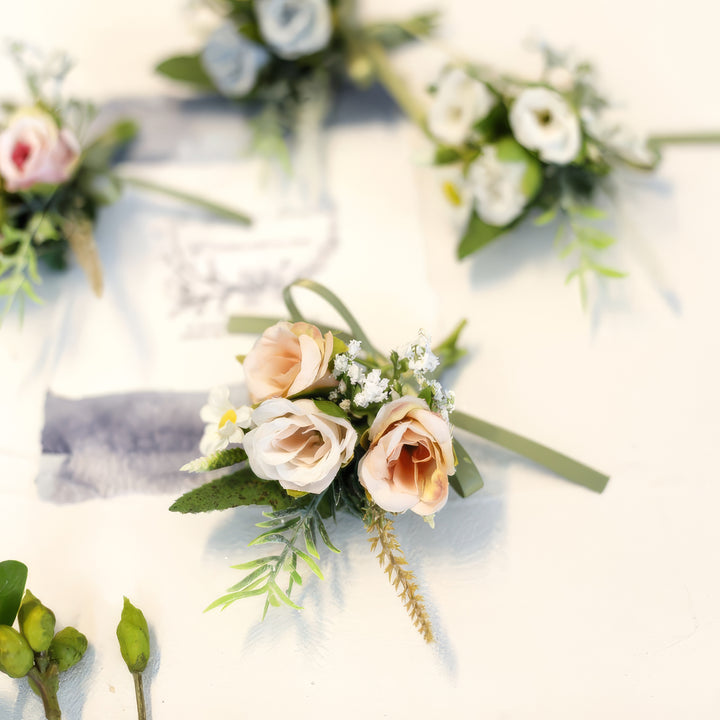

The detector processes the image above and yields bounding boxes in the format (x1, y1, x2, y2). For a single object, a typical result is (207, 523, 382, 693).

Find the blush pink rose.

(359, 397, 455, 516)
(0, 109, 80, 192)
(243, 321, 336, 403)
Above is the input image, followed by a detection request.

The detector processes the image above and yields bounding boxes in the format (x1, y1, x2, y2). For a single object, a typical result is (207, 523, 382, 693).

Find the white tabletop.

(1, 1, 720, 718)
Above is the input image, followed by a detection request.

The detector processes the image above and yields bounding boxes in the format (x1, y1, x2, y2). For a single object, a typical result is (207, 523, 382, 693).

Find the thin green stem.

(363, 40, 429, 133)
(451, 410, 609, 493)
(122, 176, 252, 225)
(27, 666, 61, 720)
(133, 672, 147, 720)
(648, 132, 720, 147)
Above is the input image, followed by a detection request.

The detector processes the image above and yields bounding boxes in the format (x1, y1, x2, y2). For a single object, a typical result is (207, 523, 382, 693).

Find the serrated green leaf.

(181, 447, 248, 473)
(577, 227, 615, 250)
(457, 212, 508, 259)
(294, 549, 324, 579)
(0, 560, 28, 626)
(316, 517, 341, 553)
(592, 264, 627, 278)
(449, 438, 484, 497)
(248, 532, 292, 547)
(155, 54, 216, 91)
(534, 206, 558, 226)
(169, 467, 293, 513)
(268, 581, 302, 610)
(573, 205, 606, 220)
(231, 555, 280, 570)
(226, 566, 271, 594)
(305, 521, 319, 559)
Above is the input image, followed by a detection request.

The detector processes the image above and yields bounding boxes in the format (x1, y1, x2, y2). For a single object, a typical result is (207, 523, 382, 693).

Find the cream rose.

(255, 0, 332, 60)
(509, 87, 581, 164)
(201, 22, 270, 97)
(243, 397, 357, 494)
(243, 321, 336, 403)
(0, 109, 79, 192)
(359, 397, 455, 516)
(428, 67, 495, 146)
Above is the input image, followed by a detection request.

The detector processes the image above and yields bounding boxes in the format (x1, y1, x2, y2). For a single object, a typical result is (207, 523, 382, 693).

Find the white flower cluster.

(330, 340, 390, 409)
(401, 333, 455, 422)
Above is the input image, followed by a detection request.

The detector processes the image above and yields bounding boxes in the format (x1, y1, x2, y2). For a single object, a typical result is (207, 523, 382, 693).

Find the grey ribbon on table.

(38, 391, 210, 503)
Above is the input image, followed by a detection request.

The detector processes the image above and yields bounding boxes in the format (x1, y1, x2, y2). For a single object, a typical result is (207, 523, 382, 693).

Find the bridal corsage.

(423, 45, 674, 303)
(172, 280, 608, 642)
(156, 0, 437, 166)
(0, 44, 251, 320)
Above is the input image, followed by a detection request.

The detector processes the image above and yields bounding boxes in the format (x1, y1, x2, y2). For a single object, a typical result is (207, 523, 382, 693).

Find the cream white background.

(1, 1, 720, 718)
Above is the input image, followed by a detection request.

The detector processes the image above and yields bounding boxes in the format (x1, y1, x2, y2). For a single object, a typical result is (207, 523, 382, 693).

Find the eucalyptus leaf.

(155, 54, 216, 91)
(457, 212, 508, 259)
(0, 560, 28, 626)
(449, 438, 484, 497)
(169, 467, 293, 513)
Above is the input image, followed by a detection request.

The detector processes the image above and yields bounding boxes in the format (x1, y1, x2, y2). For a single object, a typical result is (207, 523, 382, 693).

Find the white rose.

(469, 138, 541, 226)
(509, 87, 581, 164)
(201, 22, 270, 97)
(255, 0, 332, 60)
(428, 68, 495, 146)
(0, 109, 79, 192)
(244, 398, 357, 494)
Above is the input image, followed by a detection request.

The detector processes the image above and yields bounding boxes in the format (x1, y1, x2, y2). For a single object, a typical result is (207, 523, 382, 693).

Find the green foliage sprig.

(0, 561, 88, 720)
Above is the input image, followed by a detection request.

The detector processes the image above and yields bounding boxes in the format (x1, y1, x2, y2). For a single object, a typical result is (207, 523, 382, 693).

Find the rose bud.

(18, 590, 56, 653)
(0, 625, 34, 678)
(48, 626, 88, 672)
(116, 597, 150, 673)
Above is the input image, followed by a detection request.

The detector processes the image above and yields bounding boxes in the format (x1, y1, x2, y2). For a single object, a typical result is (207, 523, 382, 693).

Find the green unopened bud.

(116, 597, 150, 673)
(0, 625, 34, 678)
(18, 590, 56, 653)
(48, 626, 88, 672)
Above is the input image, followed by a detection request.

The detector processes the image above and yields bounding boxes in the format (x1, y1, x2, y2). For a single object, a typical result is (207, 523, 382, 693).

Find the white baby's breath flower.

(428, 67, 495, 146)
(332, 354, 349, 377)
(347, 339, 362, 358)
(256, 0, 332, 60)
(347, 363, 364, 385)
(354, 369, 390, 408)
(509, 86, 581, 164)
(201, 22, 269, 97)
(469, 138, 541, 227)
(199, 386, 251, 456)
(339, 399, 351, 413)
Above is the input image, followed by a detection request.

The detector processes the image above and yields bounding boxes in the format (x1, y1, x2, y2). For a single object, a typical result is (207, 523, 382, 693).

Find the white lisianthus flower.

(428, 67, 496, 146)
(201, 22, 270, 97)
(244, 398, 357, 494)
(469, 137, 542, 226)
(255, 0, 332, 60)
(199, 386, 251, 455)
(509, 87, 581, 164)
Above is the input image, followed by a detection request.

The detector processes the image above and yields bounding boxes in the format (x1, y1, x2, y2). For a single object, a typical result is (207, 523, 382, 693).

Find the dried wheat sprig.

(364, 503, 434, 643)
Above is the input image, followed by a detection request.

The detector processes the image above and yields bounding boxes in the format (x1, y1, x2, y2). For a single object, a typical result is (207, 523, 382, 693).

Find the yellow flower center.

(218, 408, 237, 428)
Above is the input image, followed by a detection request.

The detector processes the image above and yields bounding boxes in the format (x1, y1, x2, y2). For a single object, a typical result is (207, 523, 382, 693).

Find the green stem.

(121, 176, 252, 225)
(133, 672, 147, 720)
(648, 132, 720, 147)
(451, 410, 609, 493)
(363, 40, 429, 133)
(27, 666, 61, 720)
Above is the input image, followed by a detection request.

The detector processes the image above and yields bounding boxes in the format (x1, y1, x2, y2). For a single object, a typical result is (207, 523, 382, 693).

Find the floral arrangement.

(156, 0, 436, 166)
(172, 280, 609, 641)
(421, 44, 720, 303)
(0, 44, 251, 321)
(0, 44, 137, 316)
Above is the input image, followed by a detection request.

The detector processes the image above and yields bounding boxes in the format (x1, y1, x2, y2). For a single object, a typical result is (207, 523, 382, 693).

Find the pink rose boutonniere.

(174, 280, 609, 642)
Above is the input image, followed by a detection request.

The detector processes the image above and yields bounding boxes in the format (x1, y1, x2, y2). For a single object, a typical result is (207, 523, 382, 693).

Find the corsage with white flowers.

(172, 279, 608, 642)
(156, 0, 436, 168)
(421, 44, 720, 304)
(0, 44, 251, 320)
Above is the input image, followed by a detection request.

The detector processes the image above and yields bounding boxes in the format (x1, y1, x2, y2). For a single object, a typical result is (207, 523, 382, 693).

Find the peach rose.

(243, 321, 336, 403)
(359, 397, 455, 516)
(0, 109, 79, 192)
(243, 398, 357, 494)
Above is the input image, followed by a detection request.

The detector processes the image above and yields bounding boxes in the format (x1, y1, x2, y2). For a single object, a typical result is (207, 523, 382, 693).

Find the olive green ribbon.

(227, 279, 609, 494)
